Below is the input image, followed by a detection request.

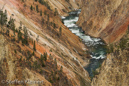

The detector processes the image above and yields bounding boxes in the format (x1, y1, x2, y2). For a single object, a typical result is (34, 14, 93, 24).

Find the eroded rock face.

(91, 33, 129, 86)
(77, 0, 129, 43)
(0, 0, 91, 86)
(0, 35, 52, 86)
(47, 0, 82, 16)
(91, 53, 129, 86)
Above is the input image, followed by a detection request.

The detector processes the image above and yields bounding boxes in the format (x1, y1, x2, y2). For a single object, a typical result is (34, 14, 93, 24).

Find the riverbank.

(62, 9, 107, 78)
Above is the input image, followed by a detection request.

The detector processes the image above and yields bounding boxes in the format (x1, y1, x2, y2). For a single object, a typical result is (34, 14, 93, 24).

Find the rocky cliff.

(77, 0, 129, 85)
(92, 54, 129, 86)
(0, 35, 52, 86)
(77, 0, 129, 43)
(47, 0, 82, 16)
(0, 0, 91, 86)
(91, 33, 129, 86)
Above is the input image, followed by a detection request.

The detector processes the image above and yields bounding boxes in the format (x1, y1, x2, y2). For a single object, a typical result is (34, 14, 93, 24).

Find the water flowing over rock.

(62, 9, 107, 79)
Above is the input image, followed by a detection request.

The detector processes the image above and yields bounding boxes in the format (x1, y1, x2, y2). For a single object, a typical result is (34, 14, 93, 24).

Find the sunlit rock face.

(47, 0, 82, 16)
(77, 0, 129, 43)
(91, 51, 129, 86)
(0, 0, 91, 86)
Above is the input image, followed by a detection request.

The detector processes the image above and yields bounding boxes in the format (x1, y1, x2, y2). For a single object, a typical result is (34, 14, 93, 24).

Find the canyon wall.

(77, 0, 129, 85)
(0, 0, 91, 86)
(92, 54, 129, 86)
(47, 0, 82, 16)
(77, 0, 129, 43)
(0, 35, 52, 86)
(91, 34, 129, 86)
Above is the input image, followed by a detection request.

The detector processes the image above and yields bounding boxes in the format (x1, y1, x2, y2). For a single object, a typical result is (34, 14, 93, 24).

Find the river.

(61, 9, 107, 78)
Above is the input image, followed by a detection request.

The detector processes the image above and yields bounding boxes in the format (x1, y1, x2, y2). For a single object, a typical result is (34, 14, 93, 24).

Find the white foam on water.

(64, 20, 76, 24)
(66, 23, 78, 27)
(64, 17, 79, 23)
(61, 16, 66, 19)
(62, 10, 106, 59)
(69, 11, 77, 14)
(92, 38, 101, 42)
(64, 22, 74, 26)
(77, 9, 81, 14)
(76, 32, 84, 37)
(81, 36, 93, 42)
(70, 29, 80, 33)
(77, 11, 81, 14)
(91, 54, 105, 59)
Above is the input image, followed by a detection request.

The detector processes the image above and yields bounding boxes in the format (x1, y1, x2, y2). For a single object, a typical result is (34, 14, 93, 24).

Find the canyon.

(77, 0, 129, 44)
(91, 34, 129, 86)
(77, 0, 129, 86)
(0, 0, 129, 86)
(0, 0, 91, 86)
(47, 0, 82, 16)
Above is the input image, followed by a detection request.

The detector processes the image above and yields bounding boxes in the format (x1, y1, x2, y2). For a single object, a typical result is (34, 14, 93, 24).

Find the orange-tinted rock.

(47, 0, 82, 16)
(77, 0, 129, 44)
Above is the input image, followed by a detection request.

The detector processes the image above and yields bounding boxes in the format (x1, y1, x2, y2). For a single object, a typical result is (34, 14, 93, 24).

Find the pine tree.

(3, 10, 7, 25)
(0, 10, 3, 25)
(13, 29, 16, 41)
(59, 27, 62, 36)
(6, 29, 9, 36)
(32, 51, 35, 56)
(30, 5, 33, 11)
(0, 10, 8, 32)
(44, 10, 47, 15)
(23, 26, 28, 45)
(53, 23, 56, 29)
(40, 54, 44, 62)
(60, 66, 63, 72)
(55, 58, 57, 69)
(43, 52, 47, 61)
(47, 14, 49, 25)
(18, 30, 22, 42)
(0, 10, 7, 25)
(54, 8, 58, 16)
(40, 54, 45, 67)
(41, 18, 44, 27)
(8, 17, 15, 31)
(40, 10, 42, 16)
(42, 61, 45, 67)
(33, 41, 36, 51)
(19, 21, 22, 30)
(36, 5, 39, 13)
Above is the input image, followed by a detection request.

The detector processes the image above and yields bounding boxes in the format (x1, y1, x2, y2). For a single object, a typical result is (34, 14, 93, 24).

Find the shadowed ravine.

(62, 10, 107, 78)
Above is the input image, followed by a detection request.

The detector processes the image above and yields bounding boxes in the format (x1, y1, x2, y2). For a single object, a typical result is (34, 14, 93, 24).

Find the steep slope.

(92, 54, 129, 86)
(0, 35, 52, 86)
(47, 0, 82, 16)
(77, 0, 129, 43)
(91, 33, 129, 86)
(0, 0, 91, 86)
(77, 0, 129, 85)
